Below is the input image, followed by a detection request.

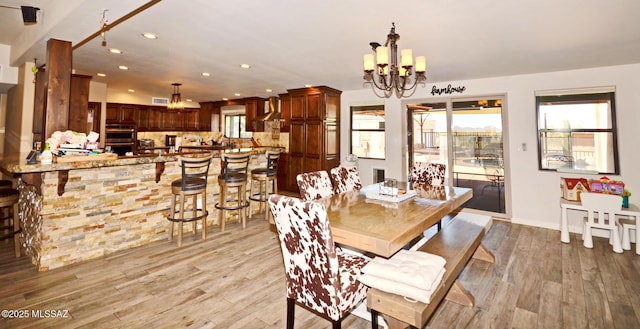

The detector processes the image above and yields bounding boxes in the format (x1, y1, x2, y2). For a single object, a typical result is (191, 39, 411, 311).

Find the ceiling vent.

(152, 97, 169, 106)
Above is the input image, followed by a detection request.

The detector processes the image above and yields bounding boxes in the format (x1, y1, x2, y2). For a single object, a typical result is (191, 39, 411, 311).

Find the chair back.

(177, 154, 212, 191)
(296, 170, 334, 201)
(220, 152, 251, 183)
(265, 151, 280, 177)
(267, 194, 344, 321)
(329, 166, 362, 194)
(581, 192, 622, 229)
(483, 166, 504, 186)
(411, 162, 446, 186)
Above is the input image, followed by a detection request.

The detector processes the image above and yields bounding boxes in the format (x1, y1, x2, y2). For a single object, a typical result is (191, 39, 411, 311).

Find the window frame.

(535, 90, 619, 174)
(350, 104, 386, 160)
(224, 113, 249, 138)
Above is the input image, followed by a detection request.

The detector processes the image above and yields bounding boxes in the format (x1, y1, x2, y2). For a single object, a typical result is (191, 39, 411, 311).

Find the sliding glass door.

(408, 97, 506, 215)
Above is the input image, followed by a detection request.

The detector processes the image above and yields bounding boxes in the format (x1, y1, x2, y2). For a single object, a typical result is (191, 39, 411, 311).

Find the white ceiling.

(2, 0, 640, 102)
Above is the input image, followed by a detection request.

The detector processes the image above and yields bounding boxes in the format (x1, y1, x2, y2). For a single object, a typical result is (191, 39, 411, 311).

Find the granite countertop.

(0, 146, 286, 175)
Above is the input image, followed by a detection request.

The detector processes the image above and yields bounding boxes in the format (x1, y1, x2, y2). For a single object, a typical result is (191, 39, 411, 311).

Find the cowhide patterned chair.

(410, 162, 446, 187)
(329, 166, 363, 194)
(411, 162, 446, 231)
(268, 194, 371, 329)
(296, 170, 335, 201)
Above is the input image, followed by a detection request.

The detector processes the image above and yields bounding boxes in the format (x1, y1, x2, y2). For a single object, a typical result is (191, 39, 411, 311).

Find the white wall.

(341, 63, 640, 233)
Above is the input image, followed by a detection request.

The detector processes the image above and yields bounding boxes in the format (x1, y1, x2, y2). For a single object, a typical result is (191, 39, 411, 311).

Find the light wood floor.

(1, 217, 639, 329)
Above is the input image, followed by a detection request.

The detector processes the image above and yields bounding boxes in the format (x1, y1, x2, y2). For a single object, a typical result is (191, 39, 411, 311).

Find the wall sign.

(430, 84, 466, 96)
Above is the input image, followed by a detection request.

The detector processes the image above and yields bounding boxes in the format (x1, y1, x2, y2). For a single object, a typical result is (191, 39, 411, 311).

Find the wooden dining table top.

(316, 184, 473, 258)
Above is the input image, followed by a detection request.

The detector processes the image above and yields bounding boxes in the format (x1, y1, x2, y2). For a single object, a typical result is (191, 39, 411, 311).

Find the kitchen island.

(0, 147, 282, 271)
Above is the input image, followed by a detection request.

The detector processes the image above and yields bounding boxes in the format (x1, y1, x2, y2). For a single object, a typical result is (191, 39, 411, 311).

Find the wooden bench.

(367, 212, 495, 329)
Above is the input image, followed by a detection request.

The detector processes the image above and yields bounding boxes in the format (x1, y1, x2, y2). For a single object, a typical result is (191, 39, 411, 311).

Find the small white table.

(560, 198, 640, 254)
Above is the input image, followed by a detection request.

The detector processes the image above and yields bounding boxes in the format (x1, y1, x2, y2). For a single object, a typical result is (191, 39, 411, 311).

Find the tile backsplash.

(136, 131, 289, 152)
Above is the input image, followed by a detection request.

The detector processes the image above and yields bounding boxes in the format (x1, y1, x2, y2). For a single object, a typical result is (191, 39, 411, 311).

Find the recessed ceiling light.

(240, 64, 251, 69)
(222, 98, 229, 101)
(186, 99, 192, 102)
(128, 89, 135, 93)
(142, 32, 158, 39)
(305, 84, 312, 88)
(109, 48, 122, 54)
(265, 89, 272, 93)
(97, 73, 106, 77)
(234, 93, 241, 97)
(118, 65, 128, 70)
(202, 72, 211, 77)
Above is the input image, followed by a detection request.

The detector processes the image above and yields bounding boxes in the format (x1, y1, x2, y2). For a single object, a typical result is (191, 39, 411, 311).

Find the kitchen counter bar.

(0, 147, 281, 271)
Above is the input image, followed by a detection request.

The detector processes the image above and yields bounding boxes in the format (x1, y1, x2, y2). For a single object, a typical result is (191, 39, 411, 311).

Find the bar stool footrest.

(215, 201, 249, 211)
(167, 209, 208, 223)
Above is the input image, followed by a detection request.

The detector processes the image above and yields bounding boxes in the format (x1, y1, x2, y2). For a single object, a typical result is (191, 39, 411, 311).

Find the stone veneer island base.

(2, 150, 274, 271)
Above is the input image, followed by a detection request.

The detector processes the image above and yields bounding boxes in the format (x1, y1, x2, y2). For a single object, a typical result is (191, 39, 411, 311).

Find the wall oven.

(105, 123, 137, 155)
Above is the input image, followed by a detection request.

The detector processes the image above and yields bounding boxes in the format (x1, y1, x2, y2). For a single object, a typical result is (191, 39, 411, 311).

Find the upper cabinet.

(243, 97, 265, 132)
(200, 97, 265, 132)
(288, 86, 340, 121)
(106, 103, 136, 124)
(106, 102, 211, 132)
(68, 74, 92, 134)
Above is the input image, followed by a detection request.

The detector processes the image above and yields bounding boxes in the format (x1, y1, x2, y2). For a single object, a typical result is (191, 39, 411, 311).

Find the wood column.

(42, 39, 72, 145)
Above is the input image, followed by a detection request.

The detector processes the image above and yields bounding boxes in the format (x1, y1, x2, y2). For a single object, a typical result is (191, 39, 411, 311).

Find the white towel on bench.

(358, 250, 446, 303)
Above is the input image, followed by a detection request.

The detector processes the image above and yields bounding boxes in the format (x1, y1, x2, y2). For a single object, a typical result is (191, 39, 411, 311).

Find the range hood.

(256, 97, 280, 121)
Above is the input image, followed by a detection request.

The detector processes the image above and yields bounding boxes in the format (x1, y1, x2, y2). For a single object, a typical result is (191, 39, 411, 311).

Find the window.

(536, 89, 619, 174)
(351, 105, 385, 159)
(224, 114, 251, 138)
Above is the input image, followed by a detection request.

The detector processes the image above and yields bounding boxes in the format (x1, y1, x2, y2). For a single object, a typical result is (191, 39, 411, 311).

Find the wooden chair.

(580, 192, 624, 253)
(216, 152, 251, 231)
(167, 154, 213, 247)
(249, 151, 280, 221)
(410, 162, 445, 187)
(267, 194, 371, 329)
(296, 170, 334, 201)
(329, 166, 363, 194)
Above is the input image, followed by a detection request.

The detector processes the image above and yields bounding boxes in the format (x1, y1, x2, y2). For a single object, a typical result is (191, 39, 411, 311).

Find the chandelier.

(168, 83, 184, 110)
(363, 23, 427, 98)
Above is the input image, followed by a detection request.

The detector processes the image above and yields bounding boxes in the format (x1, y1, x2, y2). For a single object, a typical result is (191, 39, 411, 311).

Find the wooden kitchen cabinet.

(136, 107, 149, 131)
(278, 93, 291, 133)
(106, 103, 136, 124)
(68, 74, 92, 133)
(184, 109, 199, 130)
(148, 107, 164, 130)
(282, 86, 341, 192)
(163, 110, 184, 130)
(244, 97, 265, 132)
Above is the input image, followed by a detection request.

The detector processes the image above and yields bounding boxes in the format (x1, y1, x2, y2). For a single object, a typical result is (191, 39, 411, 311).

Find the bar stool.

(216, 152, 251, 231)
(249, 151, 280, 221)
(167, 154, 212, 247)
(0, 188, 21, 257)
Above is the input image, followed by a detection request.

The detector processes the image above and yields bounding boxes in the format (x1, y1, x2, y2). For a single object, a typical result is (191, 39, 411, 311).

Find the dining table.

(317, 183, 473, 258)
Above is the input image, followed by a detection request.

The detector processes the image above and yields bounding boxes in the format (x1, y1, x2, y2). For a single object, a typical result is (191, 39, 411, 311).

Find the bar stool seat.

(216, 152, 251, 231)
(0, 188, 21, 257)
(167, 155, 212, 247)
(249, 151, 280, 221)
